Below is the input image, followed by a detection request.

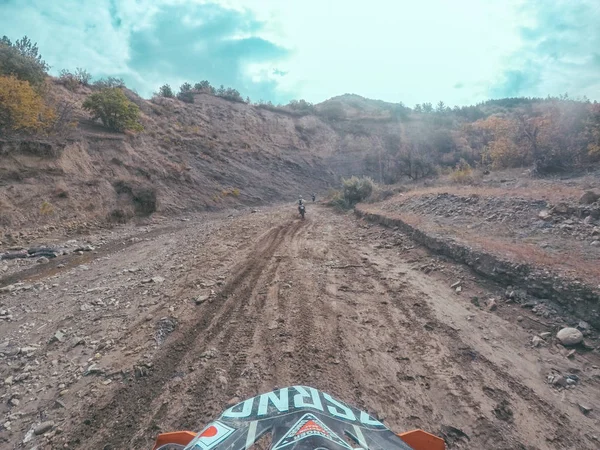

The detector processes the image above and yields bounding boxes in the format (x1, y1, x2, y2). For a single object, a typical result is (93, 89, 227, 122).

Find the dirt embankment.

(355, 176, 600, 328)
(0, 205, 599, 450)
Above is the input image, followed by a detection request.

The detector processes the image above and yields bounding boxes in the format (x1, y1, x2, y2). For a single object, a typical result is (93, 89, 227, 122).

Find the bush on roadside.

(342, 176, 375, 206)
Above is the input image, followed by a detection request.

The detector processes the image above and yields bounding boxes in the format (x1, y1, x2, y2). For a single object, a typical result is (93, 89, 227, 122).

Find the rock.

(539, 332, 551, 339)
(516, 315, 524, 322)
(9, 397, 20, 407)
(4, 375, 13, 385)
(487, 298, 497, 311)
(538, 210, 552, 220)
(455, 286, 462, 293)
(151, 276, 165, 284)
(217, 374, 228, 387)
(577, 320, 590, 331)
(37, 256, 49, 264)
(450, 281, 461, 289)
(566, 349, 576, 358)
(556, 327, 583, 346)
(591, 241, 599, 247)
(200, 347, 218, 359)
(584, 215, 594, 225)
(592, 227, 600, 236)
(551, 375, 568, 387)
(71, 336, 85, 347)
(49, 330, 65, 343)
(532, 336, 544, 347)
(578, 403, 593, 415)
(195, 295, 210, 305)
(551, 202, 571, 215)
(22, 428, 35, 444)
(84, 364, 103, 376)
(34, 421, 55, 435)
(579, 190, 600, 205)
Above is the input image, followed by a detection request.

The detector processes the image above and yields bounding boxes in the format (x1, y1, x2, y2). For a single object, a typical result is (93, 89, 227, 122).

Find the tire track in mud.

(67, 219, 303, 449)
(139, 219, 306, 446)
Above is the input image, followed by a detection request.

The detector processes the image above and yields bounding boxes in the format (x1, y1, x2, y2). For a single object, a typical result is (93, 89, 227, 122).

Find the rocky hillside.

(0, 82, 344, 241)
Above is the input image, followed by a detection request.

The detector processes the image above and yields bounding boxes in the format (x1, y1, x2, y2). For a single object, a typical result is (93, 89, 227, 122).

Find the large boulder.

(556, 327, 583, 346)
(579, 190, 600, 205)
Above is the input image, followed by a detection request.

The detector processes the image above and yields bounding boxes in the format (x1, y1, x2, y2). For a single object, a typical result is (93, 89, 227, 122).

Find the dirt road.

(1, 206, 599, 449)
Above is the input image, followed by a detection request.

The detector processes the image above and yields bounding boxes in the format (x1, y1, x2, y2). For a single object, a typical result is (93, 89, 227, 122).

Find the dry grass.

(385, 183, 583, 205)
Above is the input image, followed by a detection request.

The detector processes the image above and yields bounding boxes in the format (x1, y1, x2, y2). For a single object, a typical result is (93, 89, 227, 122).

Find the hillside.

(0, 81, 341, 242)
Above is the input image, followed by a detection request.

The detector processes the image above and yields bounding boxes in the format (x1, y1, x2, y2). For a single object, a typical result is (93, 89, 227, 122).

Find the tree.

(414, 104, 423, 113)
(0, 35, 49, 87)
(158, 84, 174, 98)
(436, 101, 447, 113)
(177, 82, 194, 103)
(422, 102, 433, 113)
(0, 75, 55, 133)
(82, 88, 143, 132)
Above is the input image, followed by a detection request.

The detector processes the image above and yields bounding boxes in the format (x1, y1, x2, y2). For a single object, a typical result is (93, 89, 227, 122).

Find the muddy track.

(2, 206, 598, 450)
(69, 219, 305, 448)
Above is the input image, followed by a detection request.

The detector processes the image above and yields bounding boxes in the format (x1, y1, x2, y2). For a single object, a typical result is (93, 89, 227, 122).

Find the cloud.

(490, 0, 600, 99)
(0, 0, 292, 101)
(126, 2, 290, 99)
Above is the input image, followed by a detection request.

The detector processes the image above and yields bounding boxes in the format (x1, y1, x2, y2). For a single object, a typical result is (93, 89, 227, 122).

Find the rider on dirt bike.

(311, 193, 316, 202)
(298, 197, 306, 219)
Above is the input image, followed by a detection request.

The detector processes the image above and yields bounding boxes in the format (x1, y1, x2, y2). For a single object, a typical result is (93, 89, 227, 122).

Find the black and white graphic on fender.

(191, 421, 235, 449)
(272, 413, 352, 449)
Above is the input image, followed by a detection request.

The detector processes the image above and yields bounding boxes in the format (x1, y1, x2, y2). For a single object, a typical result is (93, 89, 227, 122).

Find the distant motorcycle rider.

(311, 193, 316, 202)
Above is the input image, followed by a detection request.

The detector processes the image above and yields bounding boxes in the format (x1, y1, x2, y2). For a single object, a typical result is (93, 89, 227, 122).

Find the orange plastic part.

(152, 431, 197, 450)
(399, 429, 446, 450)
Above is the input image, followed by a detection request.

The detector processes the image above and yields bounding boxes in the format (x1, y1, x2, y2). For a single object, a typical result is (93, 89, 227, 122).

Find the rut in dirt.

(68, 219, 304, 449)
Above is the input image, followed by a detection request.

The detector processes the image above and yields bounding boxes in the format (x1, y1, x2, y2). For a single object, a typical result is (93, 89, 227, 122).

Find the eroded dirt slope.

(1, 205, 599, 449)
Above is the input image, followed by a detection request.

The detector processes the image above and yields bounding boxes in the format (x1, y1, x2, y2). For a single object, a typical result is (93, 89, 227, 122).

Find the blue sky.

(1, 0, 598, 106)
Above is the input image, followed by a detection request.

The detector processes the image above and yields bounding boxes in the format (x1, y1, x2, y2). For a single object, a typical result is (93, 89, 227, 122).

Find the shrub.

(194, 80, 215, 94)
(0, 35, 49, 87)
(450, 159, 474, 184)
(93, 76, 125, 89)
(342, 176, 375, 206)
(58, 69, 79, 91)
(217, 87, 244, 103)
(40, 201, 54, 215)
(288, 99, 315, 114)
(82, 88, 143, 132)
(158, 84, 174, 98)
(59, 67, 92, 91)
(108, 208, 129, 223)
(319, 102, 346, 121)
(326, 190, 349, 210)
(0, 75, 55, 133)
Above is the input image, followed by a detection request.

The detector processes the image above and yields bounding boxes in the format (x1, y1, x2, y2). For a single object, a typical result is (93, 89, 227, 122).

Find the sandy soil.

(1, 205, 599, 449)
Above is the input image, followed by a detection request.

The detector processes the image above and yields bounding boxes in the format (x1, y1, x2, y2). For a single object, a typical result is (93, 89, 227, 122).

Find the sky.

(0, 0, 599, 106)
